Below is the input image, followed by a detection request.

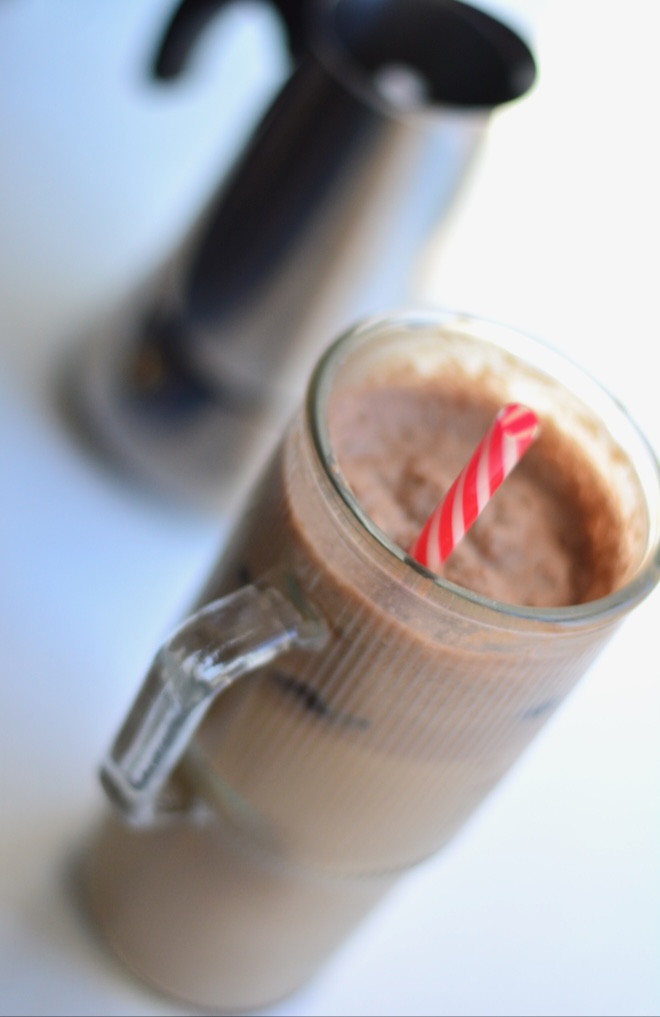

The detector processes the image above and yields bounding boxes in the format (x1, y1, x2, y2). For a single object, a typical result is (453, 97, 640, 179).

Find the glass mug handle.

(100, 583, 327, 827)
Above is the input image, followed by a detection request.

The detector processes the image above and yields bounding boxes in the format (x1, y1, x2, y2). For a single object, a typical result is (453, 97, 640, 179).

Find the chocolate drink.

(330, 378, 625, 606)
(87, 316, 656, 1012)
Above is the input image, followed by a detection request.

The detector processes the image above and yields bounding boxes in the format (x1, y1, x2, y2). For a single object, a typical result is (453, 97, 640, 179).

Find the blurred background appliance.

(61, 0, 536, 506)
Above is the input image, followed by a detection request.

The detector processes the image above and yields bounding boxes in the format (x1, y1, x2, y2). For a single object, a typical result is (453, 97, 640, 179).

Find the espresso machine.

(65, 0, 536, 506)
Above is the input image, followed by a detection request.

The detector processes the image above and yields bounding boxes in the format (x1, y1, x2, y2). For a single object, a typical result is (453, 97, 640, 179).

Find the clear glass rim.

(307, 308, 660, 629)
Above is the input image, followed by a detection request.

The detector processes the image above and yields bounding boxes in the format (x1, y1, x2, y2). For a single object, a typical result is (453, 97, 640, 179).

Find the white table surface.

(1, 2, 658, 1015)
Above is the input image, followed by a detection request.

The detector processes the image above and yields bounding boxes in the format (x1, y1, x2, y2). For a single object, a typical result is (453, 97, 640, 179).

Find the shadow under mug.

(87, 309, 660, 1012)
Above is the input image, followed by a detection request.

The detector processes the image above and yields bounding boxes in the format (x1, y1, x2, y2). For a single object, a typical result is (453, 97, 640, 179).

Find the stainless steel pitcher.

(65, 0, 536, 506)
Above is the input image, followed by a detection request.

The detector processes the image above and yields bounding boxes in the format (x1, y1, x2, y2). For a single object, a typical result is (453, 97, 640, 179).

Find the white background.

(1, 2, 658, 1015)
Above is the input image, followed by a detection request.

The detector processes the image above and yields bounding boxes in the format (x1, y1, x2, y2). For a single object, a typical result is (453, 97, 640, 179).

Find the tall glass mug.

(87, 311, 660, 1012)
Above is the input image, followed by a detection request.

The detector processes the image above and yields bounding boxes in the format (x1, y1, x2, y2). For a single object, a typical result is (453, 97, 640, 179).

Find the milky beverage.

(87, 317, 656, 1012)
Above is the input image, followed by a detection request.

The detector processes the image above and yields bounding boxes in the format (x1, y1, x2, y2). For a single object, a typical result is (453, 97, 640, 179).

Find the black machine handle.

(151, 0, 309, 79)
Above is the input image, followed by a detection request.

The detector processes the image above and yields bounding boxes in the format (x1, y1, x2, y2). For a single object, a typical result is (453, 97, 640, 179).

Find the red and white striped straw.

(408, 403, 540, 572)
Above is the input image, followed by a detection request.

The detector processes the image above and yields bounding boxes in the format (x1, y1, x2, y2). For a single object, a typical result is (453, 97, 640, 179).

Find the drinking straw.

(408, 403, 539, 572)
